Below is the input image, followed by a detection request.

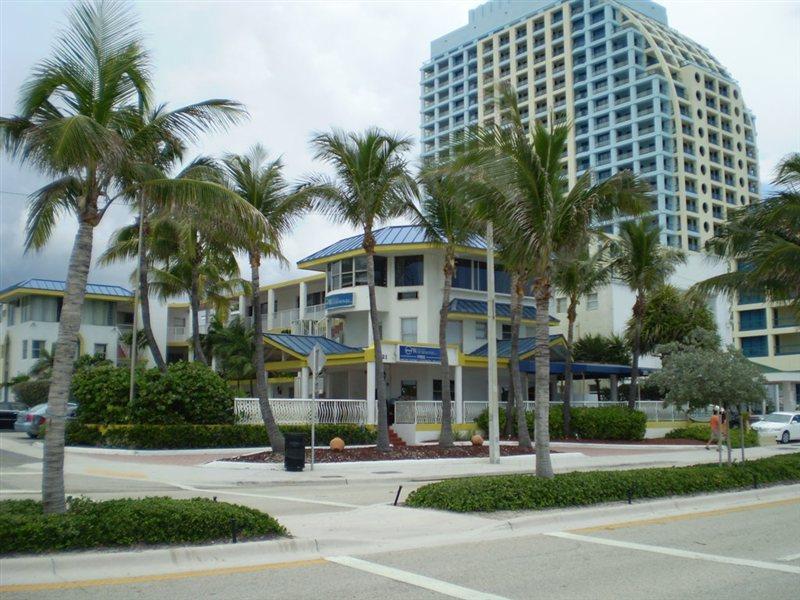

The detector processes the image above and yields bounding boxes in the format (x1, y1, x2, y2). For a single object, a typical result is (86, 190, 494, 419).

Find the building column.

(300, 367, 309, 398)
(266, 289, 275, 330)
(782, 381, 797, 411)
(238, 294, 247, 323)
(610, 374, 619, 403)
(299, 281, 307, 320)
(454, 365, 463, 424)
(366, 361, 376, 425)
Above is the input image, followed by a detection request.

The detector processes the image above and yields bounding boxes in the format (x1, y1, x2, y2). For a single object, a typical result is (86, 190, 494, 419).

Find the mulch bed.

(227, 444, 541, 464)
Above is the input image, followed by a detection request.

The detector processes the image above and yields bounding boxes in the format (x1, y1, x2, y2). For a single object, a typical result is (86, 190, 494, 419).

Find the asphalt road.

(4, 500, 799, 599)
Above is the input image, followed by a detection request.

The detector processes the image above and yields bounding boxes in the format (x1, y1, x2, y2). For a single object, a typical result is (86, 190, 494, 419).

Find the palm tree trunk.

(438, 250, 454, 448)
(510, 274, 531, 449)
(190, 264, 207, 365)
(628, 293, 644, 410)
(505, 362, 515, 438)
(738, 403, 745, 463)
(138, 249, 166, 372)
(250, 251, 284, 454)
(533, 276, 554, 478)
(562, 296, 577, 437)
(364, 230, 390, 451)
(42, 219, 94, 514)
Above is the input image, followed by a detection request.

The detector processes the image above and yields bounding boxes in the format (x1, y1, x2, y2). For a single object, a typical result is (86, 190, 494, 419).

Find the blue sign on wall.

(398, 345, 441, 363)
(325, 292, 354, 310)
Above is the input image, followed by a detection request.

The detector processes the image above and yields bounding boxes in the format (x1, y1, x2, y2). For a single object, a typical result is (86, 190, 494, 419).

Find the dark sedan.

(0, 402, 27, 429)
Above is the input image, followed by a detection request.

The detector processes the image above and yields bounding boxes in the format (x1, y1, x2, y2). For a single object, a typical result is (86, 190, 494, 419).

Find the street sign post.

(307, 344, 326, 471)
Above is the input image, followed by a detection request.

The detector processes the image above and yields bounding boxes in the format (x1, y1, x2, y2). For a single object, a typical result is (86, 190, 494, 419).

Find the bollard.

(752, 473, 758, 490)
(230, 518, 238, 544)
(394, 485, 403, 506)
(627, 486, 634, 505)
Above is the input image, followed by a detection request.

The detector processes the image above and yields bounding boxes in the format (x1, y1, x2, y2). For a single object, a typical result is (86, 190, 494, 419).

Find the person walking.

(705, 407, 721, 450)
(720, 409, 729, 446)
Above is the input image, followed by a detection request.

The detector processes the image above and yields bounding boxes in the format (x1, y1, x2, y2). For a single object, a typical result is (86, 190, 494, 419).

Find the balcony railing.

(168, 326, 186, 341)
(235, 398, 367, 425)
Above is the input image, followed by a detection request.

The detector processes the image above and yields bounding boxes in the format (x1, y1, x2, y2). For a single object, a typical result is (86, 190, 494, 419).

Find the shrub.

(665, 424, 759, 448)
(72, 365, 131, 424)
(66, 423, 376, 449)
(0, 497, 285, 554)
(406, 453, 800, 512)
(474, 405, 645, 441)
(12, 379, 51, 407)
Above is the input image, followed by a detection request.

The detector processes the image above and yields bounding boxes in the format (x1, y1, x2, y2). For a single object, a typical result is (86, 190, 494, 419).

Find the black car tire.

(26, 432, 37, 439)
(781, 431, 790, 444)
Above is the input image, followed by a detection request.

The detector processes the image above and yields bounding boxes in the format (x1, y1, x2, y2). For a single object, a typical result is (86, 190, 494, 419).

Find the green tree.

(608, 220, 685, 409)
(455, 85, 646, 477)
(635, 284, 716, 354)
(696, 153, 800, 311)
(203, 316, 255, 382)
(304, 129, 417, 452)
(553, 242, 611, 435)
(416, 170, 480, 447)
(0, 2, 152, 513)
(648, 342, 765, 464)
(221, 145, 309, 454)
(573, 333, 631, 403)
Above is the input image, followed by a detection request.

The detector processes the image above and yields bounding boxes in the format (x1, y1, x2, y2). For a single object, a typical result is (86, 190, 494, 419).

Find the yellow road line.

(84, 468, 147, 479)
(573, 496, 800, 534)
(0, 558, 327, 592)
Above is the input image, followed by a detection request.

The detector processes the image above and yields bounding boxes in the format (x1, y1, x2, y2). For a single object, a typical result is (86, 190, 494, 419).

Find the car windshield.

(28, 403, 47, 413)
(763, 414, 792, 424)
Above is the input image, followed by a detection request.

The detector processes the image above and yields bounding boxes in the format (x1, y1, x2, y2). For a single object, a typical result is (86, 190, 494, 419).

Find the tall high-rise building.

(421, 0, 798, 398)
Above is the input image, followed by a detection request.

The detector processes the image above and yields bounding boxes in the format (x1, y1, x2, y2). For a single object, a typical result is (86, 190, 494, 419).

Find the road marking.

(546, 532, 800, 575)
(326, 555, 510, 600)
(0, 471, 40, 475)
(0, 489, 39, 494)
(778, 552, 800, 562)
(85, 468, 147, 479)
(573, 497, 800, 533)
(167, 482, 359, 509)
(0, 558, 327, 592)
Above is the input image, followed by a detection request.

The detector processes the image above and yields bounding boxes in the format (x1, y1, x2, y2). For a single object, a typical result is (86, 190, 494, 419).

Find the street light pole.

(486, 222, 500, 464)
(128, 192, 145, 405)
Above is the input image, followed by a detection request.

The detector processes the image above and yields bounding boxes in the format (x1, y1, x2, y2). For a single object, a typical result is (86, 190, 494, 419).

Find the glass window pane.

(395, 255, 424, 286)
(454, 259, 472, 289)
(401, 317, 417, 342)
(475, 261, 487, 291)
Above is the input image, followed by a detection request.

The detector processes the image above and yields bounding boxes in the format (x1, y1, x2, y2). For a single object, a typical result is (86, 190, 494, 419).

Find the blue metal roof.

(298, 225, 486, 264)
(469, 335, 566, 359)
(520, 361, 651, 377)
(264, 333, 362, 357)
(0, 278, 133, 298)
(449, 298, 558, 323)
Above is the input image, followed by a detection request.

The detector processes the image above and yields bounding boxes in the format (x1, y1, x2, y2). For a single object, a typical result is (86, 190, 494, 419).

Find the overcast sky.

(1, 0, 798, 291)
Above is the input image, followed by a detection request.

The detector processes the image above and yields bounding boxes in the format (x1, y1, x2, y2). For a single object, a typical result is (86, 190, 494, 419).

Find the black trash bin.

(284, 432, 306, 472)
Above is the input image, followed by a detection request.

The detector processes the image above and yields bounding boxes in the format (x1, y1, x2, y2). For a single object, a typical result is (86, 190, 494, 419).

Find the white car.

(751, 412, 800, 444)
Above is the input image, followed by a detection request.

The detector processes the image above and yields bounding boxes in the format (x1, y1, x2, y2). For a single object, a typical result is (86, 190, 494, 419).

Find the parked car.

(751, 412, 800, 444)
(14, 403, 77, 438)
(0, 402, 27, 430)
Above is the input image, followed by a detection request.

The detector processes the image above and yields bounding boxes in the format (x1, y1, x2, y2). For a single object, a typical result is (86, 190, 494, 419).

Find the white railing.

(395, 400, 443, 424)
(268, 308, 300, 330)
(305, 303, 326, 321)
(168, 326, 186, 340)
(235, 398, 367, 425)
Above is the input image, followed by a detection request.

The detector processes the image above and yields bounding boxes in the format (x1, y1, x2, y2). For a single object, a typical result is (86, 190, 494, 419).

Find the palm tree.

(221, 145, 309, 455)
(204, 316, 256, 382)
(553, 242, 611, 436)
(415, 170, 480, 447)
(573, 333, 631, 402)
(609, 220, 685, 409)
(696, 153, 800, 311)
(304, 129, 417, 452)
(455, 84, 646, 477)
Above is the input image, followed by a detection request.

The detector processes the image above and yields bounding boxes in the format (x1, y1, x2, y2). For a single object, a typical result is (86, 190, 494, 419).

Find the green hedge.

(665, 424, 759, 448)
(474, 406, 646, 441)
(65, 422, 376, 450)
(0, 497, 285, 555)
(406, 453, 800, 512)
(12, 379, 51, 408)
(72, 361, 234, 425)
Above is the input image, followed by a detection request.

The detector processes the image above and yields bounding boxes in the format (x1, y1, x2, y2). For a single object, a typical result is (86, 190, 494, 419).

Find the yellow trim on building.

(258, 273, 325, 292)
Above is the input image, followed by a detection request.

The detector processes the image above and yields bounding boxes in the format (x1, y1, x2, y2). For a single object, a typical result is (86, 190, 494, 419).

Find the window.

(83, 300, 115, 326)
(31, 340, 46, 359)
(20, 296, 58, 322)
(397, 291, 418, 300)
(475, 322, 487, 340)
(502, 324, 512, 340)
(395, 255, 424, 286)
(445, 321, 463, 346)
(739, 309, 766, 331)
(432, 379, 456, 401)
(556, 297, 568, 313)
(454, 258, 472, 289)
(306, 291, 325, 307)
(400, 380, 418, 400)
(22, 340, 28, 360)
(586, 293, 599, 310)
(93, 343, 107, 358)
(327, 256, 386, 289)
(740, 335, 768, 357)
(400, 317, 418, 343)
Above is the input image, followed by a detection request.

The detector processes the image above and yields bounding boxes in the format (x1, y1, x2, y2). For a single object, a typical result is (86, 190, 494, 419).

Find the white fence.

(235, 398, 367, 425)
(395, 401, 443, 424)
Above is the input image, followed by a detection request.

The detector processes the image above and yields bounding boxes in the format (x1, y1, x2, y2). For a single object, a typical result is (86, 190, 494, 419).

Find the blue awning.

(449, 298, 559, 323)
(264, 333, 362, 357)
(0, 278, 133, 299)
(469, 335, 567, 358)
(520, 360, 653, 377)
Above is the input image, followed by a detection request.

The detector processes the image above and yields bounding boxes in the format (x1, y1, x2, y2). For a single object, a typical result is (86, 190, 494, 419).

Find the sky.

(1, 0, 799, 292)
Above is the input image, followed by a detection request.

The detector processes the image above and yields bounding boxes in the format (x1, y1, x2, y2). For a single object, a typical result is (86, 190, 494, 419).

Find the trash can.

(284, 432, 306, 472)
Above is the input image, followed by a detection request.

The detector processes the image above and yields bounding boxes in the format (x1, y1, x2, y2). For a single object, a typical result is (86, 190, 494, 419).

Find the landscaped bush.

(0, 497, 285, 554)
(474, 405, 646, 441)
(406, 453, 800, 512)
(65, 423, 376, 449)
(665, 424, 759, 448)
(12, 379, 51, 407)
(72, 361, 234, 425)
